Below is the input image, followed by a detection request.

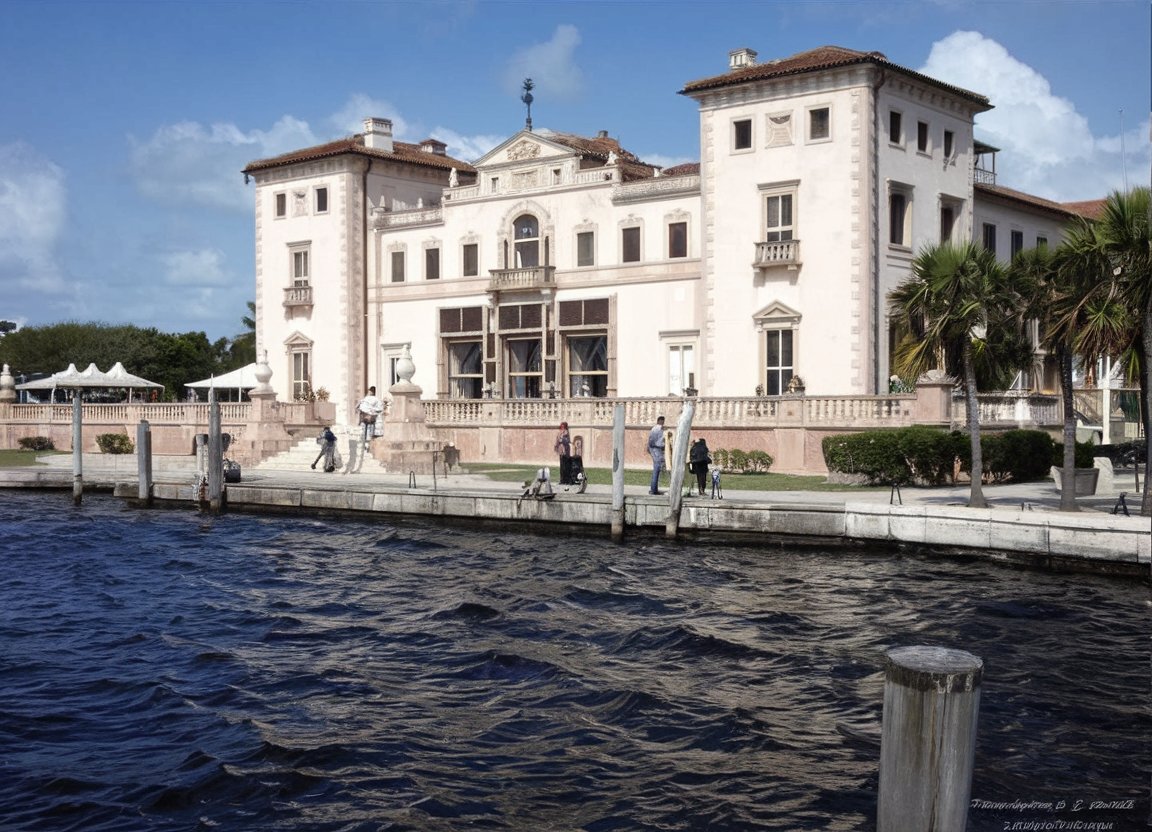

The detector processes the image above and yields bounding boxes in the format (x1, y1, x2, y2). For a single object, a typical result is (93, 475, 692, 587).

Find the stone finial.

(396, 344, 415, 384)
(0, 363, 14, 402)
(252, 350, 275, 396)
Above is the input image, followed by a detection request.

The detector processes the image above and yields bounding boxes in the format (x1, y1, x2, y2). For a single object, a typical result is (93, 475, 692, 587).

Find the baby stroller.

(569, 454, 588, 494)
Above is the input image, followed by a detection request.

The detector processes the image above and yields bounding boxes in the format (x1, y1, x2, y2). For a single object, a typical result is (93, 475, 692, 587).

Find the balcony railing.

(488, 266, 556, 292)
(973, 167, 997, 186)
(754, 240, 800, 268)
(283, 285, 313, 308)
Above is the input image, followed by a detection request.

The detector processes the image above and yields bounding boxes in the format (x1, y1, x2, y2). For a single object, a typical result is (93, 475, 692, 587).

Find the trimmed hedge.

(822, 426, 964, 486)
(96, 433, 134, 454)
(710, 448, 774, 474)
(17, 436, 54, 451)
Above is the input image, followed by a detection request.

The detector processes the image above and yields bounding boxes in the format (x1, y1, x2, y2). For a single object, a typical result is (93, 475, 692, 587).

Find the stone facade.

(243, 45, 1091, 431)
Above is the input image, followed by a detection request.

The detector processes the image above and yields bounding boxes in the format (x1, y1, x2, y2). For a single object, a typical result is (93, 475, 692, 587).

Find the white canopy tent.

(186, 362, 259, 401)
(16, 362, 163, 401)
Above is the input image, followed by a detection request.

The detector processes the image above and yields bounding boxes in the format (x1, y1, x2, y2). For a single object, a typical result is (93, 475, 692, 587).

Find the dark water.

(0, 492, 1146, 832)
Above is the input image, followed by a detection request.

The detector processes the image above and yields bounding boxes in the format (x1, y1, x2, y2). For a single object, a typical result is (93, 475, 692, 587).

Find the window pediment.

(753, 301, 801, 328)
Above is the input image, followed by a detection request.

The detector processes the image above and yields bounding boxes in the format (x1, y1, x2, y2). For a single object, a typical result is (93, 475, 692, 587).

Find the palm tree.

(1012, 229, 1131, 511)
(891, 242, 1023, 509)
(1091, 188, 1151, 515)
(229, 301, 257, 368)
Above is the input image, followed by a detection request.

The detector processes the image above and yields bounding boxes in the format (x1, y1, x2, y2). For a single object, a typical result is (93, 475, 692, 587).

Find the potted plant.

(1053, 441, 1099, 497)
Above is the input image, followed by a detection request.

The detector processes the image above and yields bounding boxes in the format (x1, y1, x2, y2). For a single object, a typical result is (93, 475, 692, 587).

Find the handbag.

(359, 411, 377, 425)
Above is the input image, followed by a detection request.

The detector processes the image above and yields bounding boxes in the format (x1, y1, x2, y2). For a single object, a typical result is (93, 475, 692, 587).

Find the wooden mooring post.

(136, 419, 153, 505)
(610, 404, 625, 540)
(878, 646, 982, 831)
(206, 394, 224, 513)
(664, 401, 695, 539)
(71, 394, 83, 505)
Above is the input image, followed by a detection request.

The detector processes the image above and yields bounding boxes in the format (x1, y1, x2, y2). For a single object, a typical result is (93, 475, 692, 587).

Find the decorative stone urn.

(0, 364, 15, 403)
(372, 344, 444, 474)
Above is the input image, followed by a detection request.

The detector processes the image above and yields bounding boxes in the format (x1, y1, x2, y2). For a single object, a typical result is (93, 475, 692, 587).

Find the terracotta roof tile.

(1060, 199, 1106, 221)
(680, 45, 990, 108)
(540, 130, 661, 180)
(660, 162, 701, 177)
(974, 183, 1084, 219)
(243, 135, 477, 175)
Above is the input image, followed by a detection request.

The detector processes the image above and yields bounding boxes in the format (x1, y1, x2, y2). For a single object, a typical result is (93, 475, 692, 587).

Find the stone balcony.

(283, 285, 313, 308)
(754, 239, 801, 269)
(488, 266, 556, 293)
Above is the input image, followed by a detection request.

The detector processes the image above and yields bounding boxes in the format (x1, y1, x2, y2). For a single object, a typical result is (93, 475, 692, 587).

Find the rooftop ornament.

(521, 78, 534, 133)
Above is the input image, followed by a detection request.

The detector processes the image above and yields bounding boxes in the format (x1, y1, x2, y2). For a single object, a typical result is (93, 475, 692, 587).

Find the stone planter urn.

(1056, 467, 1100, 497)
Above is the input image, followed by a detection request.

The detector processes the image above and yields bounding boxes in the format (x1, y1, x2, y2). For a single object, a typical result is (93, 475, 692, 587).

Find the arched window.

(513, 214, 539, 268)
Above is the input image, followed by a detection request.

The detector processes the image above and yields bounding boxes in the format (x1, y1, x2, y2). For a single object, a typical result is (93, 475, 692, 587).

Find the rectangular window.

(490, 176, 499, 192)
(940, 205, 955, 243)
(315, 187, 328, 214)
(668, 344, 695, 396)
(917, 121, 929, 153)
(943, 130, 955, 158)
(291, 350, 310, 401)
(291, 247, 310, 287)
(733, 118, 752, 151)
(889, 190, 909, 246)
(576, 231, 595, 267)
(808, 107, 830, 141)
(448, 340, 483, 399)
(622, 227, 641, 263)
(888, 111, 903, 145)
(506, 338, 542, 399)
(275, 193, 287, 218)
(567, 335, 608, 397)
(552, 168, 562, 185)
(668, 221, 687, 258)
(982, 223, 997, 253)
(765, 193, 794, 242)
(1036, 235, 1048, 249)
(425, 248, 440, 280)
(391, 251, 405, 283)
(765, 330, 794, 396)
(462, 243, 478, 277)
(1010, 230, 1024, 258)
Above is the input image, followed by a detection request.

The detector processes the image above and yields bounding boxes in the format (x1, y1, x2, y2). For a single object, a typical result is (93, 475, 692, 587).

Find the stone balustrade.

(371, 206, 444, 229)
(952, 392, 1061, 427)
(488, 266, 555, 291)
(754, 240, 801, 267)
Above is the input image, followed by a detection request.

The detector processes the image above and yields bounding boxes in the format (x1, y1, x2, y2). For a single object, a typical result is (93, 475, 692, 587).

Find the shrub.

(17, 436, 54, 452)
(980, 430, 1056, 483)
(822, 430, 910, 484)
(746, 450, 774, 473)
(1093, 441, 1146, 466)
(727, 449, 749, 473)
(96, 433, 134, 454)
(1051, 440, 1095, 470)
(712, 448, 729, 471)
(899, 426, 963, 485)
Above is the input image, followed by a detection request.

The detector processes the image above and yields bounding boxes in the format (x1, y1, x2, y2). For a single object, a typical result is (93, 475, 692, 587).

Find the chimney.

(362, 117, 394, 152)
(729, 47, 758, 71)
(597, 130, 609, 139)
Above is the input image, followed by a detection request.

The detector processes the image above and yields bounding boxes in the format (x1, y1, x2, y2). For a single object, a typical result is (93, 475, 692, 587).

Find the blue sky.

(2, 0, 1148, 342)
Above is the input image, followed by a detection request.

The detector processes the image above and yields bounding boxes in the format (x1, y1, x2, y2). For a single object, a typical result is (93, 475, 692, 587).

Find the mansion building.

(243, 45, 1092, 420)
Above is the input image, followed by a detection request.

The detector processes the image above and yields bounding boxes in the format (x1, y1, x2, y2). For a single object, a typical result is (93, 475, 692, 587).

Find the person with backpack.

(311, 425, 338, 472)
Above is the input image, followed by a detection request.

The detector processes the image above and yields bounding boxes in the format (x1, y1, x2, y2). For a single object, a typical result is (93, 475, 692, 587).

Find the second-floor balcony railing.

(754, 239, 801, 268)
(283, 285, 313, 308)
(488, 266, 556, 292)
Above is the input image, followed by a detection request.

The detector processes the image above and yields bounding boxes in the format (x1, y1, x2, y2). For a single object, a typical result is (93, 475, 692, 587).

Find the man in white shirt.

(357, 386, 385, 444)
(647, 415, 666, 495)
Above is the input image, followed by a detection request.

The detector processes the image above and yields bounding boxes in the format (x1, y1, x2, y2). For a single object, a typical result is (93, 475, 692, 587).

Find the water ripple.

(0, 492, 1145, 831)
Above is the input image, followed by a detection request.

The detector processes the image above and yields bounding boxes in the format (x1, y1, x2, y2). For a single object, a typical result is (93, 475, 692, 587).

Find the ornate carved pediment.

(507, 140, 541, 161)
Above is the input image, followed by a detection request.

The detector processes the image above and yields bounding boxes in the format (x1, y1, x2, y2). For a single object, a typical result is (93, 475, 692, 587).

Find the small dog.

(710, 468, 723, 500)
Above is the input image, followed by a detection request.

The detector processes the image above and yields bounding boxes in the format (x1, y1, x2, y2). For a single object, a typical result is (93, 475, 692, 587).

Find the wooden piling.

(71, 394, 83, 505)
(136, 419, 152, 505)
(207, 395, 223, 513)
(878, 645, 982, 832)
(610, 404, 625, 540)
(664, 402, 695, 539)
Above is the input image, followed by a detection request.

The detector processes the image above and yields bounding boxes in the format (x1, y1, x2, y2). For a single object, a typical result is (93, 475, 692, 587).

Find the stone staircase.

(253, 426, 382, 472)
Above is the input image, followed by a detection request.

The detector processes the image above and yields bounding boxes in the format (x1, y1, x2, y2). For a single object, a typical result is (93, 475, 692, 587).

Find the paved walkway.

(14, 454, 1148, 518)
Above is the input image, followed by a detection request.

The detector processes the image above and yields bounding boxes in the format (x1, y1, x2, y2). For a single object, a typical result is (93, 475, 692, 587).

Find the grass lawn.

(0, 449, 62, 468)
(462, 462, 883, 493)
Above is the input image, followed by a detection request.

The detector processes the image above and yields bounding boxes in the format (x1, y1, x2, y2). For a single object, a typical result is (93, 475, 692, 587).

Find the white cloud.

(129, 116, 317, 211)
(503, 24, 584, 101)
(920, 31, 1144, 201)
(329, 94, 412, 140)
(0, 142, 68, 292)
(161, 248, 230, 288)
(427, 127, 504, 163)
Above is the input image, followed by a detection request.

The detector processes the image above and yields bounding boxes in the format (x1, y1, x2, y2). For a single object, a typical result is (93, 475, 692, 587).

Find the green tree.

(890, 242, 1025, 508)
(0, 321, 16, 336)
(1090, 187, 1152, 515)
(1011, 231, 1130, 511)
(228, 301, 257, 368)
